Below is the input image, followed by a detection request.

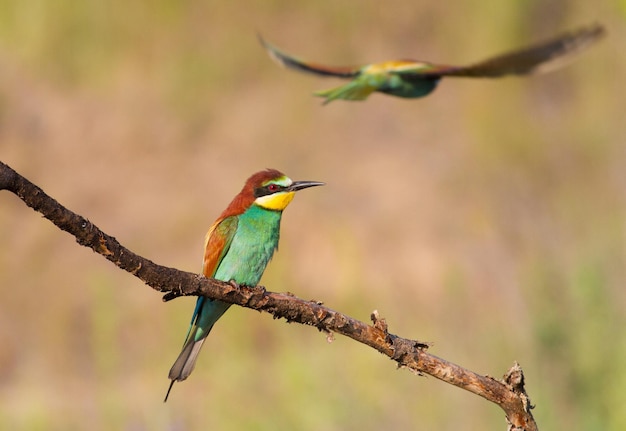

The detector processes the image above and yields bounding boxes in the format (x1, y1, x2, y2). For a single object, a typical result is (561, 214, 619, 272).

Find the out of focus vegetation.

(1, 1, 624, 430)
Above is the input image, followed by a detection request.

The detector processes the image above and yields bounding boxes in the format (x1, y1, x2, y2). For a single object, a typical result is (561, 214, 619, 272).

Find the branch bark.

(0, 160, 537, 431)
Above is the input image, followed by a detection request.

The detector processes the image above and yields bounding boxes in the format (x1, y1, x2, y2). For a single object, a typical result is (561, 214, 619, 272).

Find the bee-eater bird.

(165, 169, 324, 402)
(259, 23, 605, 104)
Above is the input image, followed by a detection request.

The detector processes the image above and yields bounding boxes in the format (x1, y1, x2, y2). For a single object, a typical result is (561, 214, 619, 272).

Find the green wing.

(203, 215, 238, 278)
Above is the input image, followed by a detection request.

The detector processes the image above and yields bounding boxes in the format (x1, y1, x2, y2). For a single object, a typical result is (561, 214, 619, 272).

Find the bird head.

(220, 169, 324, 217)
(252, 170, 325, 211)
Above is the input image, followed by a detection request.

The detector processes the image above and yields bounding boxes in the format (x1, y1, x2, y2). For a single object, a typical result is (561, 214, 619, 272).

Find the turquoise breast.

(213, 204, 283, 286)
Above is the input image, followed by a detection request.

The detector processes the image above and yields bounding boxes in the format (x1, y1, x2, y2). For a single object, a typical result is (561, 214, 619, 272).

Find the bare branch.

(0, 160, 538, 431)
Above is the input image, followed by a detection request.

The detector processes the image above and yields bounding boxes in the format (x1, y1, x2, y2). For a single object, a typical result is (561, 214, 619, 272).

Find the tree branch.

(0, 160, 537, 431)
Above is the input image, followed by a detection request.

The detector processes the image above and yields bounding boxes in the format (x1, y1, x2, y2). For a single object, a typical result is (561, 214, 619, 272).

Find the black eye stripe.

(254, 184, 286, 198)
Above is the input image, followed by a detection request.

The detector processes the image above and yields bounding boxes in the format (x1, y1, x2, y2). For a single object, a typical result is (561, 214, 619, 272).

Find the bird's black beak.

(289, 180, 325, 191)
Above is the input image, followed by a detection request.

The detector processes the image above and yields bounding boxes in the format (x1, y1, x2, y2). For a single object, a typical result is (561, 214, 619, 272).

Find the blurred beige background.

(1, 1, 625, 430)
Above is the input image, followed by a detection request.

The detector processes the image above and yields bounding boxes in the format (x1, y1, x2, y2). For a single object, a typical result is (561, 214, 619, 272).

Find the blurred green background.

(0, 1, 624, 430)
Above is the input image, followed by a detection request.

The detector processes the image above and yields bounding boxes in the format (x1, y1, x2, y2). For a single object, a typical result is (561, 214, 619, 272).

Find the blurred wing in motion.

(418, 23, 606, 79)
(258, 34, 361, 79)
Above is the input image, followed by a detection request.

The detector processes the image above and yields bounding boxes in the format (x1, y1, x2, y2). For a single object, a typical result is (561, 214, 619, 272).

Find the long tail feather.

(314, 81, 378, 104)
(164, 380, 176, 402)
(164, 331, 208, 402)
(164, 299, 232, 402)
(168, 334, 208, 381)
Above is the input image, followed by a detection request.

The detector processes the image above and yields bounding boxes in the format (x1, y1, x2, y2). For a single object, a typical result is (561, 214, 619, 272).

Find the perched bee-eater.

(259, 23, 605, 104)
(165, 169, 324, 402)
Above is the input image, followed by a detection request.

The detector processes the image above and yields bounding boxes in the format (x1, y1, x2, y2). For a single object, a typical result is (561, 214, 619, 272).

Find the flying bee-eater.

(165, 169, 324, 402)
(259, 23, 605, 104)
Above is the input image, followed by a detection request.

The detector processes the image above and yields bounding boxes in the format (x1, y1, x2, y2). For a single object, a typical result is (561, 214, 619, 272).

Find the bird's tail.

(164, 325, 210, 402)
(314, 81, 378, 104)
(164, 298, 232, 402)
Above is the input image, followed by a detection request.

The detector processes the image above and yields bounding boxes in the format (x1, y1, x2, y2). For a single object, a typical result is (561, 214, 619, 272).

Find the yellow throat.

(254, 191, 296, 211)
